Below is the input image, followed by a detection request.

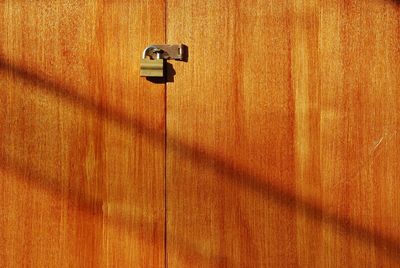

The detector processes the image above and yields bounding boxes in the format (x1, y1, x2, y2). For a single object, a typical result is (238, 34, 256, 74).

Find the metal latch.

(140, 44, 186, 77)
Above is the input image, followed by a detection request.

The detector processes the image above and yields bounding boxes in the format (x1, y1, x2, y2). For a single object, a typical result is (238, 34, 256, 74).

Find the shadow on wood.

(1, 57, 400, 262)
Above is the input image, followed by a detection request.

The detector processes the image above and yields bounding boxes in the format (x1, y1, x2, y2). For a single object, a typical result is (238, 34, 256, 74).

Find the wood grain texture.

(166, 0, 400, 267)
(0, 1, 165, 267)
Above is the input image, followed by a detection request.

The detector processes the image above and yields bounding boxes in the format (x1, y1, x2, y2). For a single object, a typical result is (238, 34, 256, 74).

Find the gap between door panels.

(163, 1, 168, 268)
(161, 1, 190, 266)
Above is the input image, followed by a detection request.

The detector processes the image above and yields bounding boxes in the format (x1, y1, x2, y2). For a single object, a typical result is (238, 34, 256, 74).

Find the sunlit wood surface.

(1, 0, 400, 267)
(167, 0, 400, 267)
(0, 1, 165, 267)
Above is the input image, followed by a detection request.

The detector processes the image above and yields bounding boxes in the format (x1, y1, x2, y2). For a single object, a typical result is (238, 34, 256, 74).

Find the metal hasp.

(140, 44, 186, 77)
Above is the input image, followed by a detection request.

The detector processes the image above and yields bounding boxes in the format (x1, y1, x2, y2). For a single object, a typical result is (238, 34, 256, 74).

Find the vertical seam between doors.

(164, 0, 168, 267)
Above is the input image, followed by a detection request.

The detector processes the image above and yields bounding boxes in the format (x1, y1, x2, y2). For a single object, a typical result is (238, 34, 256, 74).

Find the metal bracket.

(142, 44, 186, 61)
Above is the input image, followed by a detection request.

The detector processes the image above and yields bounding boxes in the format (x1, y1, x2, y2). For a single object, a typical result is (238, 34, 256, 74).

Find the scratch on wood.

(332, 129, 398, 190)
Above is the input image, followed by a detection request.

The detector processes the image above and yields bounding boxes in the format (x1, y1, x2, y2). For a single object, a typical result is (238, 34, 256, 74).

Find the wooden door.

(2, 1, 400, 267)
(166, 0, 400, 267)
(0, 1, 165, 267)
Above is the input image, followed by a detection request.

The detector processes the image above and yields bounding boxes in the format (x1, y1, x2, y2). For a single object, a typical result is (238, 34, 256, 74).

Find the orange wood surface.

(0, 1, 165, 267)
(166, 0, 400, 267)
(1, 0, 400, 267)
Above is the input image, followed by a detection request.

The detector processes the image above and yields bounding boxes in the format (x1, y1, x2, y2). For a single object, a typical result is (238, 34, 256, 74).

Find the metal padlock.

(140, 46, 164, 77)
(140, 44, 186, 78)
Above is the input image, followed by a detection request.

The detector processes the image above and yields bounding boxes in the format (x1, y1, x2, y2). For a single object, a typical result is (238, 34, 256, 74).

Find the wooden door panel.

(0, 1, 165, 267)
(166, 0, 400, 267)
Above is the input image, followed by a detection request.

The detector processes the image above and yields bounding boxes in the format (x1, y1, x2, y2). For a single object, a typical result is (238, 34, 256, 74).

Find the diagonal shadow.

(0, 152, 233, 266)
(1, 57, 400, 261)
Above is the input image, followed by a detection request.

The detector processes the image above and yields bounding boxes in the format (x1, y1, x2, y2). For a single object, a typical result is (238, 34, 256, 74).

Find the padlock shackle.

(142, 45, 162, 59)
